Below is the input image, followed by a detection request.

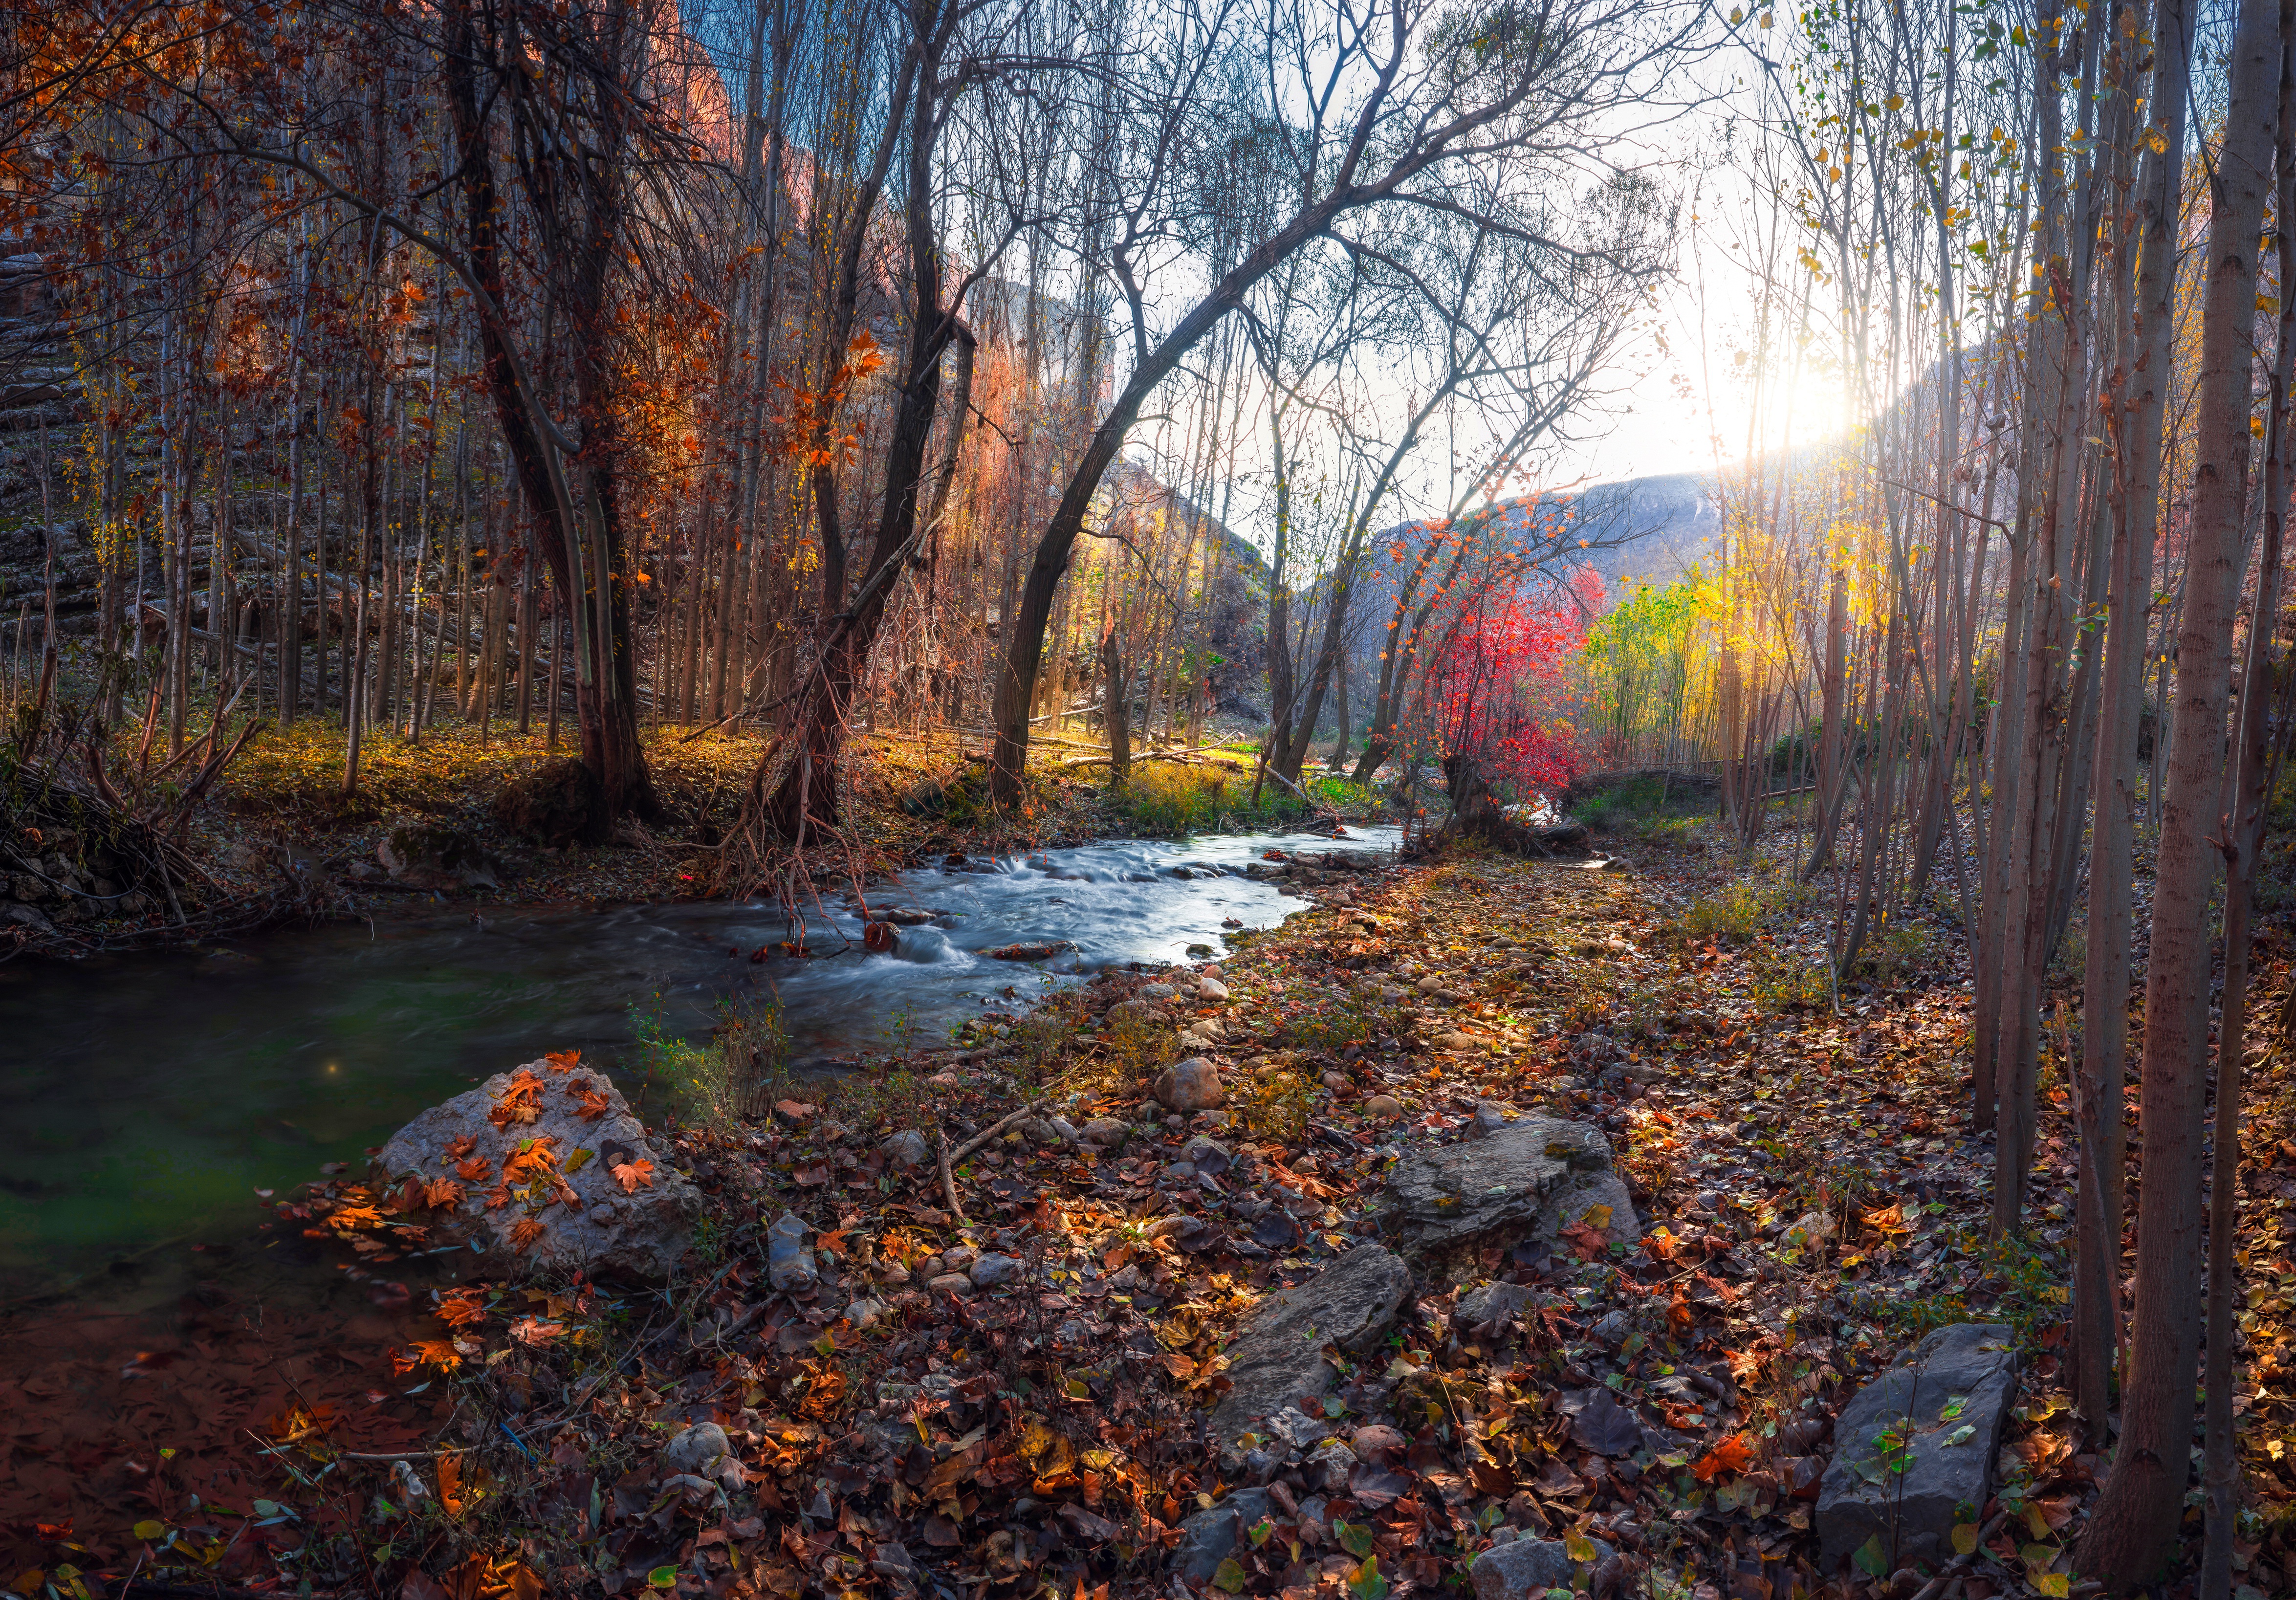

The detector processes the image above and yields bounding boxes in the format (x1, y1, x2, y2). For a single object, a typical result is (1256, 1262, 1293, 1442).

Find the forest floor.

(26, 810, 2296, 1600)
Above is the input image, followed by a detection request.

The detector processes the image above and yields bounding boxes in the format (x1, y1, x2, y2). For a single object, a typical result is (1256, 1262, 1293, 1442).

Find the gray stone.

(1207, 1245, 1414, 1441)
(1155, 1057, 1225, 1112)
(662, 1422, 744, 1489)
(1180, 1135, 1232, 1175)
(1589, 1309, 1634, 1345)
(1381, 1117, 1640, 1251)
(970, 1251, 1024, 1286)
(372, 1062, 699, 1281)
(1171, 1488, 1273, 1583)
(1138, 983, 1178, 1001)
(1455, 1280, 1537, 1330)
(881, 1130, 930, 1169)
(1048, 1116, 1082, 1143)
(1198, 977, 1230, 1002)
(1081, 1117, 1131, 1148)
(378, 824, 507, 891)
(1473, 1101, 1516, 1136)
(1470, 1536, 1613, 1600)
(1263, 1405, 1333, 1449)
(1305, 1437, 1356, 1491)
(1815, 1324, 2020, 1574)
(767, 1212, 816, 1292)
(926, 1272, 976, 1297)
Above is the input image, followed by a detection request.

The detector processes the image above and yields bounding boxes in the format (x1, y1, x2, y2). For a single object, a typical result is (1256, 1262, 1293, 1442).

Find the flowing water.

(0, 823, 1395, 1570)
(1, 823, 1398, 1304)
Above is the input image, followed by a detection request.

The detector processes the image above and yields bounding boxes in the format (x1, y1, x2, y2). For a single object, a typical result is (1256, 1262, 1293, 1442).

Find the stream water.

(2, 823, 1398, 1305)
(0, 823, 1394, 1569)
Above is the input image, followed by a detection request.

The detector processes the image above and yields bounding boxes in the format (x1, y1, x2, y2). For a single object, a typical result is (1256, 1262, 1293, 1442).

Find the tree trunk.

(2081, 0, 2278, 1575)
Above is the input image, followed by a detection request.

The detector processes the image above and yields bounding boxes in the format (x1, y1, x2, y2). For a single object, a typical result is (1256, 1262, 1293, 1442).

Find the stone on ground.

(1171, 1488, 1273, 1583)
(1381, 1116, 1640, 1251)
(1155, 1056, 1225, 1112)
(1815, 1323, 2020, 1574)
(1207, 1244, 1413, 1441)
(377, 824, 508, 891)
(1470, 1534, 1614, 1600)
(372, 1062, 699, 1280)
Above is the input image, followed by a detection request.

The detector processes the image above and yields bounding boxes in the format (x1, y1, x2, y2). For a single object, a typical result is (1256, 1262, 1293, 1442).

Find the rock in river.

(1381, 1115, 1639, 1252)
(1815, 1323, 2019, 1574)
(372, 1060, 700, 1281)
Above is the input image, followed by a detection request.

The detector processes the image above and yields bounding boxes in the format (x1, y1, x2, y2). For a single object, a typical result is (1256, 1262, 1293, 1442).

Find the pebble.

(969, 1252, 1024, 1286)
(1155, 1056, 1225, 1112)
(1322, 1072, 1350, 1092)
(1197, 976, 1230, 1002)
(926, 1272, 977, 1297)
(1138, 983, 1177, 1001)
(1363, 1094, 1402, 1118)
(881, 1129, 930, 1168)
(846, 1297, 884, 1330)
(1081, 1117, 1131, 1148)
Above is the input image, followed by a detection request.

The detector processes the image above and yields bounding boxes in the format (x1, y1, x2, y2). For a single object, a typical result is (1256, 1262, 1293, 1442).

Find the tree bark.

(2082, 0, 2277, 1575)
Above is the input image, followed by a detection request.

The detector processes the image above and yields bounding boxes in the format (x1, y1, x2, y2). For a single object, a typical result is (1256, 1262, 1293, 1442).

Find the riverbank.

(2, 713, 1382, 960)
(22, 818, 2287, 1600)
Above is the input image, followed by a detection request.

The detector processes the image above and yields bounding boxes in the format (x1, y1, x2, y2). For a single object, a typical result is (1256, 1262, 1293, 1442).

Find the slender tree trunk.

(2082, 0, 2278, 1574)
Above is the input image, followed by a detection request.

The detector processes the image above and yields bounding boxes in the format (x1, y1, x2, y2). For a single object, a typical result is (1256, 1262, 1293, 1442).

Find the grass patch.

(1573, 771, 1714, 837)
(1107, 761, 1327, 835)
(631, 993, 794, 1131)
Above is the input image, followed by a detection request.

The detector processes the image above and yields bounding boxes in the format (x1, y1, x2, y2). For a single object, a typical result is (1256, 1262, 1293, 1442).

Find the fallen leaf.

(611, 1157, 656, 1194)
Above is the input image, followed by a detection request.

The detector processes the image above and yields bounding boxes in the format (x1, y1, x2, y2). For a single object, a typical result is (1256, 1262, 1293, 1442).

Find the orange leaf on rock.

(544, 1049, 581, 1073)
(424, 1178, 467, 1210)
(457, 1154, 494, 1183)
(444, 1135, 477, 1161)
(436, 1287, 487, 1327)
(509, 1218, 547, 1253)
(611, 1157, 656, 1193)
(570, 1083, 612, 1121)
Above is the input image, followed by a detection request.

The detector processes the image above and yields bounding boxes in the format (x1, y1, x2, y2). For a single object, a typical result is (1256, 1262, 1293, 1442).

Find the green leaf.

(1247, 1519, 1274, 1547)
(648, 1567, 680, 1590)
(1939, 1395, 1968, 1422)
(1336, 1520, 1376, 1559)
(1941, 1425, 1976, 1447)
(252, 1500, 282, 1518)
(1212, 1559, 1248, 1594)
(2020, 1545, 2059, 1572)
(1565, 1533, 1597, 1563)
(1349, 1556, 1390, 1600)
(131, 1522, 165, 1543)
(1853, 1535, 1891, 1579)
(2034, 1577, 2070, 1599)
(1951, 1523, 1980, 1557)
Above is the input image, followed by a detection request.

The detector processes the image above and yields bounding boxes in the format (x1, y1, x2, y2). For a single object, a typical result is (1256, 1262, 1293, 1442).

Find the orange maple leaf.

(1692, 1432, 1757, 1482)
(502, 1135, 560, 1184)
(510, 1316, 566, 1346)
(436, 1288, 487, 1328)
(488, 1071, 547, 1129)
(1641, 1227, 1681, 1263)
(411, 1338, 464, 1371)
(570, 1083, 613, 1122)
(423, 1178, 467, 1210)
(509, 1218, 547, 1253)
(444, 1135, 478, 1161)
(483, 1184, 513, 1211)
(544, 1049, 581, 1073)
(457, 1154, 494, 1183)
(609, 1157, 655, 1194)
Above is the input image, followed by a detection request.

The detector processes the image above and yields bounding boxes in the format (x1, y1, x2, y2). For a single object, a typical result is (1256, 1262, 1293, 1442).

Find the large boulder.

(1207, 1245, 1413, 1441)
(378, 824, 509, 891)
(1381, 1117, 1640, 1252)
(373, 1059, 700, 1281)
(1815, 1324, 2020, 1574)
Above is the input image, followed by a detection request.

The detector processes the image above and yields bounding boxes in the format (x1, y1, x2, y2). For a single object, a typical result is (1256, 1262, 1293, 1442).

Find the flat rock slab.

(1207, 1245, 1413, 1442)
(374, 1060, 700, 1281)
(1470, 1535, 1614, 1600)
(1816, 1323, 2020, 1573)
(1171, 1488, 1274, 1583)
(1382, 1118, 1640, 1252)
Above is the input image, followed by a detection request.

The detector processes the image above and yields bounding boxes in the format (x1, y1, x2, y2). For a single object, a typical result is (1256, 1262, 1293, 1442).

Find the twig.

(945, 1094, 1058, 1167)
(935, 1130, 965, 1223)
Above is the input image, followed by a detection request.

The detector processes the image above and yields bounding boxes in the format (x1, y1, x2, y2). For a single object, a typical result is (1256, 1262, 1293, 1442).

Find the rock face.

(1381, 1117, 1640, 1252)
(377, 824, 508, 891)
(1207, 1245, 1414, 1441)
(372, 1060, 700, 1281)
(1815, 1324, 2020, 1574)
(1171, 1488, 1273, 1582)
(1155, 1057, 1225, 1113)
